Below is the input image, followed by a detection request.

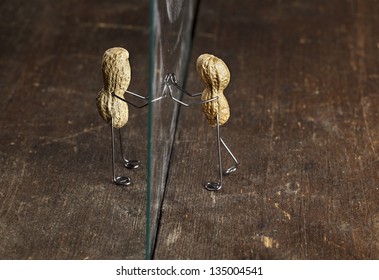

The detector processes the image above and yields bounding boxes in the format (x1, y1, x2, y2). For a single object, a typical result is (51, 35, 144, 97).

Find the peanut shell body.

(96, 47, 130, 128)
(197, 54, 230, 126)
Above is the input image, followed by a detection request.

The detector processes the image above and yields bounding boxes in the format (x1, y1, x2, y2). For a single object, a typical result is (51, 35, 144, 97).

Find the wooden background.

(1, 0, 379, 259)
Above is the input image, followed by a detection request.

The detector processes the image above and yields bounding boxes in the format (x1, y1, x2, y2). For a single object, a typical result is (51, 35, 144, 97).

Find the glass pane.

(147, 0, 196, 259)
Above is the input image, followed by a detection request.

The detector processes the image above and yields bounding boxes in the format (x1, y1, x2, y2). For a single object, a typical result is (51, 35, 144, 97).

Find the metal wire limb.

(220, 138, 239, 175)
(118, 128, 140, 169)
(163, 73, 218, 106)
(111, 118, 131, 186)
(164, 73, 202, 97)
(112, 90, 165, 108)
(205, 114, 223, 191)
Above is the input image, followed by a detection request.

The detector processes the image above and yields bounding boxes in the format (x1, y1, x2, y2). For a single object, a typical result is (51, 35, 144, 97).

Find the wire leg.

(220, 138, 239, 175)
(118, 128, 140, 169)
(111, 119, 131, 186)
(205, 114, 223, 191)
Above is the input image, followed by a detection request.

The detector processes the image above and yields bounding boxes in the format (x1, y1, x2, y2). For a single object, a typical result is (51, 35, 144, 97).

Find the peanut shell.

(197, 54, 230, 126)
(96, 47, 130, 128)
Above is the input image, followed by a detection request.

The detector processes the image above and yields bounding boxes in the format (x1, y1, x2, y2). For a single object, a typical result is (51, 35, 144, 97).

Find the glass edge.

(146, 0, 198, 260)
(146, 0, 155, 260)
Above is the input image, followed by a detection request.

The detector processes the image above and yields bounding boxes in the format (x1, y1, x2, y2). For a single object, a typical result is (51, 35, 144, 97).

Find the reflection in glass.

(147, 0, 196, 259)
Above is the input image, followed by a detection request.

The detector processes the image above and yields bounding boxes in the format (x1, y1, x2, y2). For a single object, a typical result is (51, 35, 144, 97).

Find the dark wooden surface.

(1, 0, 379, 260)
(154, 0, 379, 259)
(0, 0, 150, 259)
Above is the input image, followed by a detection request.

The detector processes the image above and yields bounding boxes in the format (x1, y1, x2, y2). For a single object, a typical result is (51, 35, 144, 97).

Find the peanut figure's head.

(102, 47, 131, 96)
(196, 54, 230, 93)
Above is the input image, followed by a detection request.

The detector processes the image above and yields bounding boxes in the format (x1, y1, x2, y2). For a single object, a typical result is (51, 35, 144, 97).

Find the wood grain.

(0, 0, 150, 259)
(154, 0, 379, 259)
(1, 0, 379, 260)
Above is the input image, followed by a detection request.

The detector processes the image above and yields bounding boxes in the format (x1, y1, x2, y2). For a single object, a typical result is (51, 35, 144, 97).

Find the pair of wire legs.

(205, 114, 239, 191)
(111, 118, 140, 186)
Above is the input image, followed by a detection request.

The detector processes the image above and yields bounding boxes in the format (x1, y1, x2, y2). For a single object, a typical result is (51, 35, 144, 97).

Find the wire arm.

(164, 73, 202, 97)
(163, 73, 218, 106)
(168, 89, 218, 106)
(112, 90, 165, 108)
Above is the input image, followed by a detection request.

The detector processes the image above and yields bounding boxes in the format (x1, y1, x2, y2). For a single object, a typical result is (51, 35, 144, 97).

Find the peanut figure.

(164, 54, 239, 191)
(197, 53, 230, 126)
(97, 47, 163, 186)
(97, 47, 130, 129)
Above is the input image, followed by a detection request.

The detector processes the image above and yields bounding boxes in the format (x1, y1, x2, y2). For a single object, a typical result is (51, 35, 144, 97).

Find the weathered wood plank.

(0, 0, 150, 259)
(154, 0, 379, 259)
(1, 0, 379, 260)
